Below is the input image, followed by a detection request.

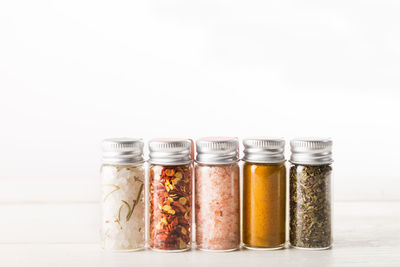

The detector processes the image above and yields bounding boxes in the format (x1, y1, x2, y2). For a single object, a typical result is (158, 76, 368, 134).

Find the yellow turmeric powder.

(242, 162, 286, 249)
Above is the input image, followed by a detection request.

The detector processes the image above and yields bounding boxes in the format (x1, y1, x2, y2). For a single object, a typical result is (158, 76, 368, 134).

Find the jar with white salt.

(195, 137, 240, 251)
(100, 138, 145, 251)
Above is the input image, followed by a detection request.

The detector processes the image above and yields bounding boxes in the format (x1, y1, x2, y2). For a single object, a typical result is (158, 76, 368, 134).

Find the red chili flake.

(149, 164, 192, 250)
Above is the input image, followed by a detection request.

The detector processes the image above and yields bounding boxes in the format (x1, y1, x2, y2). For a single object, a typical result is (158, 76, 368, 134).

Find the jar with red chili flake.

(148, 139, 193, 252)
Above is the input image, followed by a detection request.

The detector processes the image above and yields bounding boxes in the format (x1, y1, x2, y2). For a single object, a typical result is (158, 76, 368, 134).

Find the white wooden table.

(1, 201, 399, 267)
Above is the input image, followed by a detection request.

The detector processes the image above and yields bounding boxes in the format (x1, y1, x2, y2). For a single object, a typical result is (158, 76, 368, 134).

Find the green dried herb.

(126, 183, 144, 221)
(103, 184, 120, 202)
(117, 182, 144, 227)
(289, 164, 332, 248)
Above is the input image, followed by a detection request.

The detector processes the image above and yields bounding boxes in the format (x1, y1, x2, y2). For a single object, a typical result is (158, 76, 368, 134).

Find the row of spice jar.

(100, 137, 333, 252)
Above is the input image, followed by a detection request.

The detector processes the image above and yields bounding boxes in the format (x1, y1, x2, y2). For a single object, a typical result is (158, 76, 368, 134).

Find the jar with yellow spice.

(242, 138, 286, 250)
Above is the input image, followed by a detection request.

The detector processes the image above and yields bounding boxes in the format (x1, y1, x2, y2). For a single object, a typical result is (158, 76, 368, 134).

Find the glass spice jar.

(100, 138, 145, 251)
(148, 139, 193, 252)
(289, 138, 333, 250)
(195, 137, 240, 251)
(242, 138, 286, 250)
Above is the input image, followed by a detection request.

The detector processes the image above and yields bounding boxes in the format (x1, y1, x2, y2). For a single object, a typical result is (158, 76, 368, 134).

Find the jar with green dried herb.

(101, 138, 145, 251)
(148, 139, 193, 252)
(289, 138, 333, 250)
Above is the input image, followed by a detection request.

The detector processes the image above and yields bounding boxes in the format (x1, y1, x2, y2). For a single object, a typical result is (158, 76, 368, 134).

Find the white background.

(1, 0, 400, 204)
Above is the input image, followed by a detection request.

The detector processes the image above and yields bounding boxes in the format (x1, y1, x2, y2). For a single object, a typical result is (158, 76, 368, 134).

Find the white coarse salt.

(101, 164, 145, 251)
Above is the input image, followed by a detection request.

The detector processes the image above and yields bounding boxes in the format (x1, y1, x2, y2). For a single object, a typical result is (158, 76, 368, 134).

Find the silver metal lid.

(196, 137, 239, 164)
(102, 138, 144, 165)
(290, 137, 333, 165)
(243, 137, 285, 163)
(149, 138, 192, 165)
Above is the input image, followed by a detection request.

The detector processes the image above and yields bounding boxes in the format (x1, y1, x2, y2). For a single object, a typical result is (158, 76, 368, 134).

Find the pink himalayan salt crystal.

(195, 163, 240, 250)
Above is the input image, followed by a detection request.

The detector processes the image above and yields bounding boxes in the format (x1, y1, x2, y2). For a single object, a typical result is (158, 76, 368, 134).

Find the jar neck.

(102, 161, 144, 167)
(149, 156, 192, 166)
(243, 160, 285, 166)
(196, 161, 239, 166)
(290, 162, 332, 167)
(150, 162, 192, 167)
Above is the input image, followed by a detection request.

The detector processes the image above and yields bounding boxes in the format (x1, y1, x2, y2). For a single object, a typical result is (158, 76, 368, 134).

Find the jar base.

(197, 247, 239, 252)
(102, 246, 145, 253)
(243, 244, 285, 251)
(290, 244, 332, 251)
(150, 247, 191, 253)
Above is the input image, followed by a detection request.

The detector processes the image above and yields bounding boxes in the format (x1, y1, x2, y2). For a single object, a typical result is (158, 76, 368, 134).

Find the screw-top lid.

(149, 138, 192, 165)
(196, 137, 239, 164)
(102, 138, 144, 165)
(290, 137, 333, 165)
(243, 137, 285, 163)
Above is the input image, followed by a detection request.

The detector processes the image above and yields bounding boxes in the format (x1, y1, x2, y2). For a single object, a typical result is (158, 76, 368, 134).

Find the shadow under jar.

(289, 138, 333, 250)
(195, 137, 240, 251)
(242, 138, 286, 250)
(100, 138, 145, 251)
(148, 139, 193, 252)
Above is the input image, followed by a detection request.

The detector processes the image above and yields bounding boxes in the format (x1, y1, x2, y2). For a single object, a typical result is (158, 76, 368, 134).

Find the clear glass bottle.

(100, 138, 145, 251)
(148, 139, 193, 252)
(195, 137, 240, 251)
(242, 138, 286, 250)
(289, 138, 333, 250)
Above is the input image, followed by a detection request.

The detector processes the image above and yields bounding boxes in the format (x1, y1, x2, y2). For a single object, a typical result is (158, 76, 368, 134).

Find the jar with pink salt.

(195, 137, 240, 251)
